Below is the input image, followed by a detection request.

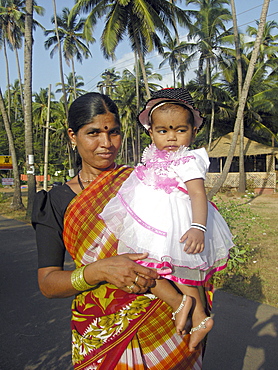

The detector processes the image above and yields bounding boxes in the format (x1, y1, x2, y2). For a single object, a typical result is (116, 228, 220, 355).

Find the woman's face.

(68, 112, 121, 172)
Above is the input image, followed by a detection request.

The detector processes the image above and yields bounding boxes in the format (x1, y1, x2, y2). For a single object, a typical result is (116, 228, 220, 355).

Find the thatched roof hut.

(204, 133, 278, 193)
(206, 133, 278, 158)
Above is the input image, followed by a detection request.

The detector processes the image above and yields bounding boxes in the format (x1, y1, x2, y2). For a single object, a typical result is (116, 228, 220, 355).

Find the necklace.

(78, 170, 95, 183)
(78, 163, 117, 190)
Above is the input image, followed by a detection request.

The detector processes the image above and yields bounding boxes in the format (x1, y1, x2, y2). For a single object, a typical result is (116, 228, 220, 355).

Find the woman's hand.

(85, 253, 159, 294)
(38, 253, 159, 299)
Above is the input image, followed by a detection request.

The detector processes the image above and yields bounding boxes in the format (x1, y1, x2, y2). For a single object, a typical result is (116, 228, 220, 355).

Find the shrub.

(0, 193, 7, 203)
(211, 196, 261, 285)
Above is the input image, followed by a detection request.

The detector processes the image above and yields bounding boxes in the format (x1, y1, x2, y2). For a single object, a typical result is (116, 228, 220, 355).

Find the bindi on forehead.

(104, 125, 108, 130)
(169, 125, 173, 129)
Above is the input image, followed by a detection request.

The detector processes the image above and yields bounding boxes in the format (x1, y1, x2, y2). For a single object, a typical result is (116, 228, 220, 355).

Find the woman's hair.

(68, 92, 120, 133)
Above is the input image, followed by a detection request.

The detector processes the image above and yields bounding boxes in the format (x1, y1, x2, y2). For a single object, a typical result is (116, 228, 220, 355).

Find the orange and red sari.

(63, 165, 212, 369)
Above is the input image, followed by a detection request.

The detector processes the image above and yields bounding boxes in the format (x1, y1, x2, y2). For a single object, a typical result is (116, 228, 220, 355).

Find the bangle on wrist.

(71, 265, 95, 292)
(191, 223, 207, 232)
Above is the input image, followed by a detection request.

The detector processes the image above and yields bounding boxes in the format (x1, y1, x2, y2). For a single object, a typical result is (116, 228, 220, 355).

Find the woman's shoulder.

(32, 183, 76, 225)
(35, 183, 75, 205)
(49, 182, 76, 198)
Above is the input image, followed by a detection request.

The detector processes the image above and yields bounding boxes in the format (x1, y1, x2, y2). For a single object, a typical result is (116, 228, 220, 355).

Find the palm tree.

(246, 20, 278, 64)
(33, 87, 55, 136)
(218, 54, 277, 140)
(114, 71, 138, 163)
(24, 0, 36, 219)
(219, 18, 278, 191)
(9, 78, 23, 121)
(55, 72, 86, 104)
(0, 0, 44, 107)
(230, 0, 245, 192)
(97, 68, 120, 96)
(208, 0, 271, 199)
(45, 6, 94, 101)
(50, 0, 68, 120)
(159, 35, 191, 88)
(72, 0, 190, 99)
(0, 87, 24, 210)
(0, 0, 24, 118)
(50, 100, 74, 176)
(185, 0, 232, 150)
(114, 61, 162, 163)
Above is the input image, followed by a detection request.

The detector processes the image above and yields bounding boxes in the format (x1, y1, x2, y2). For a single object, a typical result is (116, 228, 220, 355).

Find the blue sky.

(0, 0, 278, 99)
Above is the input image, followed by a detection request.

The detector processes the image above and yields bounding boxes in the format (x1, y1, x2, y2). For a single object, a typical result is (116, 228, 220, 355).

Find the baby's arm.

(180, 178, 208, 254)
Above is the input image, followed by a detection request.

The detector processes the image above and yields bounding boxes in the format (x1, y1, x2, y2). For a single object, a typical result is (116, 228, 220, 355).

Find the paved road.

(203, 290, 278, 369)
(1, 215, 278, 369)
(0, 216, 72, 370)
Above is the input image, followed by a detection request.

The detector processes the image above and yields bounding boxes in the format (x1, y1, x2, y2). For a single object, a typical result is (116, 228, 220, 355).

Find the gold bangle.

(71, 265, 95, 292)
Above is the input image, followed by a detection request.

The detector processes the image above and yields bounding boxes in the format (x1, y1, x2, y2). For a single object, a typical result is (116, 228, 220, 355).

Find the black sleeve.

(32, 184, 76, 268)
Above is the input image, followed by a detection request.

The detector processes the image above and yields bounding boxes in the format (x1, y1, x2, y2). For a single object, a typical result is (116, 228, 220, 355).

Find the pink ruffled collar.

(135, 144, 194, 194)
(141, 143, 189, 164)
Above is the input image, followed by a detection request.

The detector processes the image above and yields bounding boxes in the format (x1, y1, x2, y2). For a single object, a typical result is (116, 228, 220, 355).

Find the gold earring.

(71, 142, 76, 151)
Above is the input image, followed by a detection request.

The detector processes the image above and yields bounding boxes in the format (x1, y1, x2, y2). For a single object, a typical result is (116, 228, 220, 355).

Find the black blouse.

(32, 184, 76, 268)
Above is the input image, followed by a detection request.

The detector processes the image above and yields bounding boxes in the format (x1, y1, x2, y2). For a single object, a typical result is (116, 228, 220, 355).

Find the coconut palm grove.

(0, 0, 277, 215)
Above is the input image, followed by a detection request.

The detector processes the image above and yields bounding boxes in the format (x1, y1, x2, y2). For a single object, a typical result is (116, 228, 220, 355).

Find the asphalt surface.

(0, 215, 277, 369)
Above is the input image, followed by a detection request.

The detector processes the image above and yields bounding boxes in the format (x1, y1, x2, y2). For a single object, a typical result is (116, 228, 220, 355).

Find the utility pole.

(43, 85, 51, 191)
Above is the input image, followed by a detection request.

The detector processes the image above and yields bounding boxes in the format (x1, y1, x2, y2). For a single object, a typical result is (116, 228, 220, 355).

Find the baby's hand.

(180, 228, 205, 254)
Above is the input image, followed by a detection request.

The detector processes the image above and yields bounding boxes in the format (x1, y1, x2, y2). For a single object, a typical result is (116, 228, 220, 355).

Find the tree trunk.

(52, 0, 74, 174)
(43, 85, 51, 190)
(71, 58, 77, 100)
(0, 88, 24, 210)
(52, 0, 68, 118)
(207, 59, 215, 151)
(24, 0, 36, 219)
(137, 48, 150, 99)
(131, 27, 150, 99)
(134, 51, 140, 164)
(238, 118, 245, 191)
(15, 47, 24, 107)
(180, 69, 185, 89)
(3, 39, 11, 121)
(207, 0, 271, 200)
(231, 0, 245, 192)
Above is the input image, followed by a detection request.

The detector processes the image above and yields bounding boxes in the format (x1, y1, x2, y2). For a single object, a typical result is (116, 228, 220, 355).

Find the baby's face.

(149, 106, 196, 151)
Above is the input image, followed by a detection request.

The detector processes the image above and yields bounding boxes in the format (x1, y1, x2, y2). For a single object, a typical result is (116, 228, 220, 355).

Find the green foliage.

(0, 192, 7, 203)
(212, 197, 261, 283)
(245, 179, 256, 194)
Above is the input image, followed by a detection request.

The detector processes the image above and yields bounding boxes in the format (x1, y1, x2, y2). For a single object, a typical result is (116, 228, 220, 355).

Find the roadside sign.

(0, 155, 13, 170)
(2, 178, 14, 186)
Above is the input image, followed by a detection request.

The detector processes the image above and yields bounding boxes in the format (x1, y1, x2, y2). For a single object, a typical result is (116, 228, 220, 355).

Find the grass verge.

(212, 192, 278, 308)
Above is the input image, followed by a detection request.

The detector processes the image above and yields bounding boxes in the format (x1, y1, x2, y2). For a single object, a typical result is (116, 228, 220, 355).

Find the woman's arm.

(38, 253, 159, 299)
(180, 178, 208, 254)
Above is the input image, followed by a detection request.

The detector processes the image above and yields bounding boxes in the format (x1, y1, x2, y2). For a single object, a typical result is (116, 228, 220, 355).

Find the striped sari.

(63, 165, 212, 369)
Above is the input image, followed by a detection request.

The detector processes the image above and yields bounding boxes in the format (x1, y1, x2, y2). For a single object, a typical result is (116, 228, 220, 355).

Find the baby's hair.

(149, 102, 195, 127)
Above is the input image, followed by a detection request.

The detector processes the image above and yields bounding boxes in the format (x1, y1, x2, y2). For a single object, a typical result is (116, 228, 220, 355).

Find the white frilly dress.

(100, 144, 234, 285)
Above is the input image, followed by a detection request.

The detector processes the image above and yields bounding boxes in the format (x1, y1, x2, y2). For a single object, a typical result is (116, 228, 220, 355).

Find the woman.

(32, 92, 212, 369)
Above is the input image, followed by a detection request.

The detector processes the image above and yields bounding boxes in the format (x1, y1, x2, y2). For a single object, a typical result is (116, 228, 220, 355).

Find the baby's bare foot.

(172, 295, 193, 335)
(189, 316, 214, 352)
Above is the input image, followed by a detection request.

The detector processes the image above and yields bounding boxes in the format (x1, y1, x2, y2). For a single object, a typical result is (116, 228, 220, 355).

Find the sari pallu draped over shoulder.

(63, 165, 210, 370)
